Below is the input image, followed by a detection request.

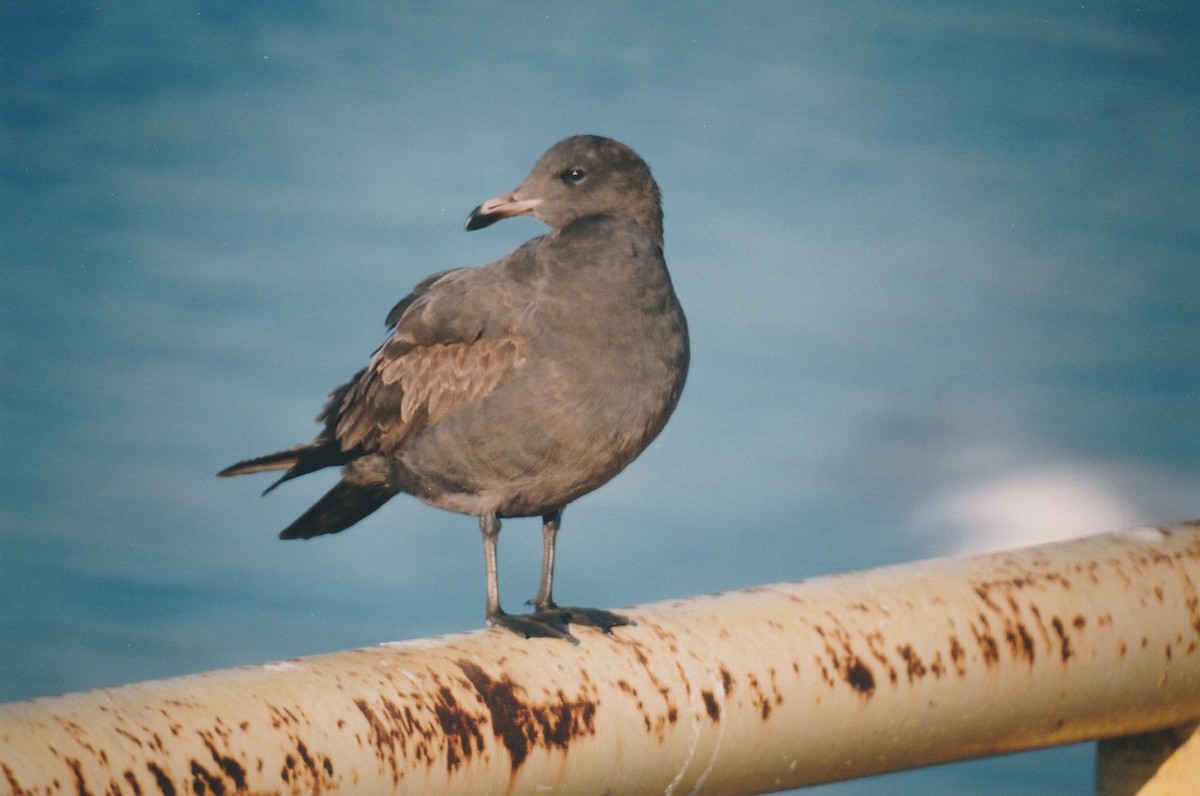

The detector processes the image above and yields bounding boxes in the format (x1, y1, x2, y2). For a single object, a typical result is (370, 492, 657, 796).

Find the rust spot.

(114, 728, 146, 748)
(619, 638, 682, 738)
(123, 770, 144, 796)
(615, 677, 644, 730)
(747, 673, 771, 719)
(1183, 590, 1200, 614)
(970, 618, 1000, 666)
(973, 585, 1002, 613)
(814, 655, 834, 687)
(353, 698, 401, 780)
(456, 659, 597, 773)
(276, 738, 337, 791)
(863, 631, 898, 685)
(719, 666, 734, 696)
(200, 737, 246, 791)
(190, 760, 224, 794)
(898, 645, 927, 681)
(767, 668, 784, 712)
(1072, 615, 1087, 630)
(1028, 604, 1053, 656)
(1051, 617, 1074, 662)
(146, 762, 175, 796)
(3, 763, 35, 796)
(948, 634, 966, 676)
(1004, 623, 1036, 665)
(701, 690, 721, 721)
(814, 619, 882, 695)
(846, 658, 875, 695)
(432, 685, 485, 771)
(266, 704, 299, 729)
(1019, 623, 1036, 661)
(66, 758, 93, 796)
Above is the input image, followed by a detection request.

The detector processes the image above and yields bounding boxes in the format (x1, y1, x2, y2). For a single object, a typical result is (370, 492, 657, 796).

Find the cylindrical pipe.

(1097, 723, 1200, 796)
(3, 523, 1200, 795)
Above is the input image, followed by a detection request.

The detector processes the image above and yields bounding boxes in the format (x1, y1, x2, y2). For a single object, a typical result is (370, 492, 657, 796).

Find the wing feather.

(336, 336, 525, 452)
(322, 264, 531, 455)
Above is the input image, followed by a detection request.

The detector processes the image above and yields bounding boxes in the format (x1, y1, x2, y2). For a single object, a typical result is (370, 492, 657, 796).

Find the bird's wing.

(321, 263, 532, 455)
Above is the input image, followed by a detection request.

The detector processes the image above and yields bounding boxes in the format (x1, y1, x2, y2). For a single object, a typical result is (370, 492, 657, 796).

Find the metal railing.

(3, 522, 1199, 795)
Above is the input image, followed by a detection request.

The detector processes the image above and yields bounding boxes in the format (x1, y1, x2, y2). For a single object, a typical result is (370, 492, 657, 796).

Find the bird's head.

(465, 135, 662, 246)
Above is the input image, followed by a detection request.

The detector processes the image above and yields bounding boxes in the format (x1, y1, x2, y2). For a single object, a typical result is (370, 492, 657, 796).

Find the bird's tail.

(218, 444, 312, 477)
(218, 441, 348, 494)
(279, 480, 395, 539)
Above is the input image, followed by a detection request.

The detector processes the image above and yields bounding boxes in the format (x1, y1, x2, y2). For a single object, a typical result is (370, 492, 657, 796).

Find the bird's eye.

(563, 167, 586, 184)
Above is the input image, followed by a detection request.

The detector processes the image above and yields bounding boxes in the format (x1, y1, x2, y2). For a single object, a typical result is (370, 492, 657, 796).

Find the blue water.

(3, 4, 1198, 793)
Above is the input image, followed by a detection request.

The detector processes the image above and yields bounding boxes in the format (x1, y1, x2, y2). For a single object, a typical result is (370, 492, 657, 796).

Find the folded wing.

(220, 263, 531, 497)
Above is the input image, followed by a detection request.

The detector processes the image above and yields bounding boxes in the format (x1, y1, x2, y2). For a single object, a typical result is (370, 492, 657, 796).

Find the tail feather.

(218, 441, 350, 494)
(279, 481, 395, 539)
(218, 444, 313, 477)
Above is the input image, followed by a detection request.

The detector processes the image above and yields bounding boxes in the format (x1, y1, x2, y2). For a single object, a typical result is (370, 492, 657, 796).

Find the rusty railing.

(3, 522, 1200, 795)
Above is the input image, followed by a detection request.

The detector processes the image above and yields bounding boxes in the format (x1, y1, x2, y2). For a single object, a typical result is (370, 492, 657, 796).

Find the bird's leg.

(529, 510, 562, 611)
(526, 510, 636, 635)
(481, 512, 504, 620)
(479, 512, 575, 643)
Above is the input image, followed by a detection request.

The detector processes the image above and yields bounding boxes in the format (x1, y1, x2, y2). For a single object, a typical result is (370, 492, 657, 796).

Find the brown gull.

(219, 135, 689, 642)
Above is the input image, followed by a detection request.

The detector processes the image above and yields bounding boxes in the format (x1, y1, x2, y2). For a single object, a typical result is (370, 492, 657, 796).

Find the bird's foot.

(527, 599, 636, 634)
(488, 609, 579, 644)
(560, 606, 636, 633)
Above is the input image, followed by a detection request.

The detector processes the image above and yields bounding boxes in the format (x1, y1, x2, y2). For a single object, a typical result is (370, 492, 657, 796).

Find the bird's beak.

(464, 191, 543, 231)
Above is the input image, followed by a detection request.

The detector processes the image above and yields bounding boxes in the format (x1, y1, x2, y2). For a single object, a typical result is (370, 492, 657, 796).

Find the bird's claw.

(527, 601, 637, 632)
(488, 609, 579, 644)
(491, 605, 635, 643)
(557, 606, 635, 633)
